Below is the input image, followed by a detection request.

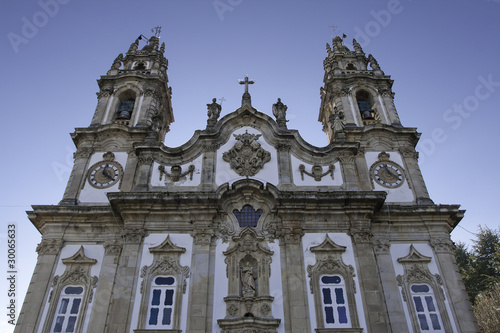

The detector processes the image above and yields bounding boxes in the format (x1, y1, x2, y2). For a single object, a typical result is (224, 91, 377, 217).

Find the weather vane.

(151, 26, 162, 37)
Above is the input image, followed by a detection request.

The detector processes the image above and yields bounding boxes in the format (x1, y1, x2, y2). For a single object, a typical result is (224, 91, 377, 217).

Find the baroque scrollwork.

(223, 131, 271, 177)
(36, 239, 63, 255)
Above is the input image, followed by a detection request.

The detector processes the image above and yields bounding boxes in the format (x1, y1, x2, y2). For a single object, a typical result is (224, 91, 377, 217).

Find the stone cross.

(239, 76, 254, 94)
(239, 76, 254, 107)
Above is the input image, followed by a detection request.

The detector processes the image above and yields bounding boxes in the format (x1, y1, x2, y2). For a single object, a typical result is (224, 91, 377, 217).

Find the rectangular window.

(146, 276, 176, 329)
(411, 284, 444, 332)
(320, 275, 350, 327)
(51, 286, 84, 333)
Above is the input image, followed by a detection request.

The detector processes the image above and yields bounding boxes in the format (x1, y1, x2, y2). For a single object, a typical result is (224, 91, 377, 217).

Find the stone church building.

(15, 35, 478, 332)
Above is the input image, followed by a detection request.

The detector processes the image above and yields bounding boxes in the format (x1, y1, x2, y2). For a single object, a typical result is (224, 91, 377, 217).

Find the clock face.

(372, 162, 404, 188)
(88, 161, 122, 189)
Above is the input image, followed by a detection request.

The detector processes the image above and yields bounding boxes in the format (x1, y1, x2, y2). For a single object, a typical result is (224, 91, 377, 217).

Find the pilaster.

(399, 148, 433, 204)
(276, 143, 292, 189)
(279, 228, 310, 332)
(59, 147, 93, 205)
(430, 238, 479, 333)
(339, 151, 361, 190)
(133, 154, 154, 191)
(15, 239, 63, 333)
(105, 228, 144, 332)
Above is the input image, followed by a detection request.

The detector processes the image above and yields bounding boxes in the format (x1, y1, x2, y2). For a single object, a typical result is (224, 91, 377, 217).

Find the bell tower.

(59, 35, 174, 205)
(319, 36, 401, 142)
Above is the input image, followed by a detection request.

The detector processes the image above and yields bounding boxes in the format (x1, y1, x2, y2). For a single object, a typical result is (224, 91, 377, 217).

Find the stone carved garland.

(223, 131, 271, 177)
(299, 164, 334, 181)
(158, 164, 195, 182)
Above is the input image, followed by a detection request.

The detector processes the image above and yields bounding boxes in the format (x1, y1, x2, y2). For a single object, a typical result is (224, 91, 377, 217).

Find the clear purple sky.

(1, 1, 499, 331)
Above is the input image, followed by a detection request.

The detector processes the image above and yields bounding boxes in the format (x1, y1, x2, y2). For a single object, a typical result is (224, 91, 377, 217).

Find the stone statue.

(329, 106, 346, 142)
(206, 98, 222, 129)
(241, 262, 256, 297)
(111, 53, 123, 70)
(272, 98, 288, 128)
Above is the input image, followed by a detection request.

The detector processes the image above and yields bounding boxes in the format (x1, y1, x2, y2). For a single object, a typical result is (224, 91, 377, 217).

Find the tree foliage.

(454, 226, 500, 305)
(473, 282, 500, 333)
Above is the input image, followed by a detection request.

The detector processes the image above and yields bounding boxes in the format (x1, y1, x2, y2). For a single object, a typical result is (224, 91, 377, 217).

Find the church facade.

(15, 35, 478, 333)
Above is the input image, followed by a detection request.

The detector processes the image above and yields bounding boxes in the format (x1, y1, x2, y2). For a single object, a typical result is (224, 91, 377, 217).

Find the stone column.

(279, 228, 310, 332)
(15, 239, 63, 333)
(186, 229, 215, 333)
(105, 228, 144, 332)
(430, 238, 479, 333)
(373, 239, 409, 332)
(399, 148, 433, 204)
(276, 143, 292, 189)
(339, 151, 361, 190)
(86, 240, 122, 332)
(349, 224, 391, 333)
(60, 148, 93, 205)
(201, 144, 218, 190)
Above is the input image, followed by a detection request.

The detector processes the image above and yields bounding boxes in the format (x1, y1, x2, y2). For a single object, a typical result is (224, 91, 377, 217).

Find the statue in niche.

(272, 98, 288, 128)
(241, 262, 256, 297)
(329, 106, 346, 141)
(206, 98, 221, 128)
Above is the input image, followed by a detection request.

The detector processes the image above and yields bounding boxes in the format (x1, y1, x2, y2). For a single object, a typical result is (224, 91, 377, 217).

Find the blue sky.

(1, 0, 499, 331)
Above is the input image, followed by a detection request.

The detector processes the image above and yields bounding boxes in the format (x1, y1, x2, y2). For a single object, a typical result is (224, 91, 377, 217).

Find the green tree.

(473, 282, 500, 333)
(455, 227, 500, 304)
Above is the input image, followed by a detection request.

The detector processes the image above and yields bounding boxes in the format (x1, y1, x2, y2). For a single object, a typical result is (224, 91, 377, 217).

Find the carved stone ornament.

(123, 228, 145, 244)
(430, 238, 455, 254)
(159, 164, 195, 182)
(104, 239, 123, 255)
(223, 131, 271, 177)
(36, 239, 63, 255)
(299, 164, 334, 181)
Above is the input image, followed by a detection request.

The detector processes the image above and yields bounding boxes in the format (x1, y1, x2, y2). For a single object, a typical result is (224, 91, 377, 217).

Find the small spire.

(128, 37, 140, 53)
(352, 38, 364, 54)
(160, 42, 165, 54)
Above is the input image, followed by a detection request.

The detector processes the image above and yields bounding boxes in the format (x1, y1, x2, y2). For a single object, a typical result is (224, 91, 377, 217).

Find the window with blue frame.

(233, 205, 263, 228)
(147, 276, 176, 329)
(320, 275, 350, 327)
(51, 286, 84, 333)
(410, 284, 444, 332)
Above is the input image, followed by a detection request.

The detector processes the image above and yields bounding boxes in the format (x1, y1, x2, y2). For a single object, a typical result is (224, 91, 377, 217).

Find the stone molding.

(104, 239, 123, 255)
(36, 239, 63, 255)
(123, 228, 145, 244)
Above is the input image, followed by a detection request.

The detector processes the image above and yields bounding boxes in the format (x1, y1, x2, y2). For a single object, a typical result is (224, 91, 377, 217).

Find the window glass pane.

(149, 308, 159, 325)
(335, 288, 345, 304)
(322, 288, 332, 304)
(162, 308, 172, 325)
(53, 316, 65, 332)
(338, 306, 348, 324)
(413, 296, 424, 312)
(233, 205, 263, 228)
(58, 298, 69, 314)
(155, 277, 175, 285)
(64, 286, 83, 295)
(66, 316, 77, 332)
(425, 296, 436, 312)
(321, 276, 341, 284)
(324, 306, 335, 323)
(151, 289, 161, 306)
(164, 289, 174, 306)
(418, 314, 430, 330)
(411, 284, 430, 293)
(430, 313, 441, 330)
(70, 298, 81, 314)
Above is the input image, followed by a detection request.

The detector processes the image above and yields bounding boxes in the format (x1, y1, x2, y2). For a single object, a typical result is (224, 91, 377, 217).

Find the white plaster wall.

(290, 155, 342, 187)
(151, 155, 203, 187)
(390, 243, 458, 333)
(130, 233, 193, 333)
(79, 152, 128, 203)
(302, 233, 367, 332)
(215, 127, 279, 187)
(212, 239, 229, 333)
(37, 245, 105, 333)
(365, 151, 415, 203)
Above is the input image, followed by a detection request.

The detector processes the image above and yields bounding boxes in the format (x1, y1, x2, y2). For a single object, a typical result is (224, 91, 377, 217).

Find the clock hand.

(102, 167, 114, 181)
(384, 166, 398, 179)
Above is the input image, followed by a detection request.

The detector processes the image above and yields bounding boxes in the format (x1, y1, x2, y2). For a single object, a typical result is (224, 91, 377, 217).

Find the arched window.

(410, 284, 444, 332)
(346, 63, 356, 70)
(320, 275, 350, 327)
(147, 276, 176, 329)
(134, 62, 146, 70)
(116, 99, 135, 120)
(356, 90, 375, 120)
(51, 286, 84, 333)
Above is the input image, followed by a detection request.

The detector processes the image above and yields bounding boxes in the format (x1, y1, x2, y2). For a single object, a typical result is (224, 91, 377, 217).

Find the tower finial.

(151, 26, 162, 38)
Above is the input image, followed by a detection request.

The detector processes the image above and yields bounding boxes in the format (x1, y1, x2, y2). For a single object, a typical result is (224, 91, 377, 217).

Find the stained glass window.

(147, 276, 176, 329)
(411, 284, 443, 332)
(233, 205, 263, 228)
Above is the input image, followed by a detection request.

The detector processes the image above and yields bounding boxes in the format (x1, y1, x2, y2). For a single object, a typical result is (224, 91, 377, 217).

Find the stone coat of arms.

(223, 131, 271, 177)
